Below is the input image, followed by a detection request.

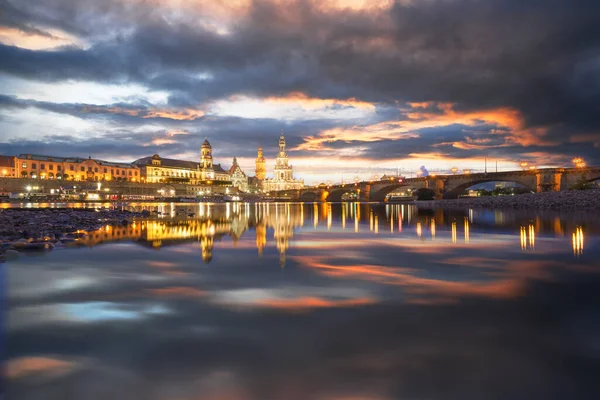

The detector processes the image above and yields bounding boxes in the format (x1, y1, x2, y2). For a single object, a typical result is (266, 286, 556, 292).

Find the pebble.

(417, 189, 600, 210)
(0, 208, 142, 261)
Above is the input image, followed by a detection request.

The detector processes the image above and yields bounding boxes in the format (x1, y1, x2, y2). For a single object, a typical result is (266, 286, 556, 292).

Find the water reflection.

(6, 202, 600, 400)
(63, 203, 599, 266)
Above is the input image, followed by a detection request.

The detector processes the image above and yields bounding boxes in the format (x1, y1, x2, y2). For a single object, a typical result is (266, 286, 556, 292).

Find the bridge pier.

(536, 169, 563, 192)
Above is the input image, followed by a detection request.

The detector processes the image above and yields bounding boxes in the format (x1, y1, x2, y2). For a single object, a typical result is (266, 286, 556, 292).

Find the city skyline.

(1, 0, 600, 185)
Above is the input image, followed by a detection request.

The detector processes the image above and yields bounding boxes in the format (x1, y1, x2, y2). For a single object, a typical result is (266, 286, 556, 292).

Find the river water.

(4, 202, 600, 399)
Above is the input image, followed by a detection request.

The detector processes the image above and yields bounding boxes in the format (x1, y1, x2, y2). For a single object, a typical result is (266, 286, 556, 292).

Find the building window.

(81, 166, 85, 172)
(41, 164, 45, 170)
(32, 163, 37, 169)
(128, 171, 132, 176)
(70, 165, 74, 171)
(111, 169, 114, 175)
(49, 164, 54, 170)
(22, 162, 27, 168)
(94, 167, 98, 172)
(57, 165, 61, 171)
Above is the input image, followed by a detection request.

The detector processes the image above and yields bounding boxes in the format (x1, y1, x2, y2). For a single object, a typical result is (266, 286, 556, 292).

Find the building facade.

(262, 134, 304, 192)
(0, 155, 16, 178)
(133, 139, 230, 185)
(228, 157, 249, 192)
(14, 154, 139, 182)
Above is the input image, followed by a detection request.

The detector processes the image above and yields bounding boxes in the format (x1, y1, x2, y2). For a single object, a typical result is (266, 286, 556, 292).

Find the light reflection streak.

(520, 224, 536, 251)
(431, 219, 436, 240)
(451, 222, 457, 243)
(416, 222, 422, 238)
(464, 217, 470, 244)
(573, 226, 584, 256)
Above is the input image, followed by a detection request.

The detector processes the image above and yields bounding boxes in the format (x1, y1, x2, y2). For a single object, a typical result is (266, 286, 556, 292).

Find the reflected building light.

(327, 204, 332, 231)
(451, 222, 457, 243)
(416, 222, 422, 238)
(313, 203, 319, 228)
(464, 217, 470, 244)
(469, 209, 474, 223)
(529, 224, 535, 249)
(369, 210, 374, 232)
(374, 215, 379, 234)
(300, 204, 304, 227)
(342, 204, 346, 230)
(355, 213, 359, 233)
(573, 226, 584, 256)
(390, 216, 394, 233)
(356, 203, 361, 222)
(520, 224, 536, 250)
(398, 212, 402, 232)
(554, 217, 563, 236)
(431, 219, 436, 239)
(226, 202, 231, 219)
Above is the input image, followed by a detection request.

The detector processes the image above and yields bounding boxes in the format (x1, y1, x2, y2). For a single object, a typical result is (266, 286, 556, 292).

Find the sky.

(0, 0, 599, 184)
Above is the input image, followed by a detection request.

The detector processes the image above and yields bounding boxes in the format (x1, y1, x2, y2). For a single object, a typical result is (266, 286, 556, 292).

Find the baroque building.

(228, 157, 249, 192)
(262, 133, 304, 192)
(133, 139, 230, 185)
(14, 154, 139, 182)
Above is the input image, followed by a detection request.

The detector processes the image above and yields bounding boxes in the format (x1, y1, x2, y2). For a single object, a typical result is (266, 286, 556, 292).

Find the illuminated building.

(228, 157, 249, 192)
(0, 155, 16, 177)
(14, 154, 139, 182)
(255, 147, 266, 180)
(262, 133, 304, 192)
(133, 139, 229, 185)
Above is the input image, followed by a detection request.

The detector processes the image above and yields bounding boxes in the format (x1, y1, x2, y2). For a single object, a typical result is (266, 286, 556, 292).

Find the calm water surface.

(4, 202, 600, 399)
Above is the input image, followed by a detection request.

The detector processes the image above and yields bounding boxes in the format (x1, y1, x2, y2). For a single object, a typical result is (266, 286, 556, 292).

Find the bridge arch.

(444, 179, 535, 199)
(327, 187, 356, 202)
(298, 191, 319, 202)
(370, 184, 414, 202)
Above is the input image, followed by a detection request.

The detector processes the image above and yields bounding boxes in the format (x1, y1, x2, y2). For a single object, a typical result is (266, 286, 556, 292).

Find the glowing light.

(572, 226, 584, 256)
(416, 222, 422, 238)
(451, 167, 458, 175)
(431, 219, 436, 239)
(572, 157, 587, 168)
(451, 222, 457, 243)
(464, 217, 470, 244)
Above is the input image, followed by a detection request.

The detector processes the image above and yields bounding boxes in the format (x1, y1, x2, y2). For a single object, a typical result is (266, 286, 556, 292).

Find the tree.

(571, 176, 595, 190)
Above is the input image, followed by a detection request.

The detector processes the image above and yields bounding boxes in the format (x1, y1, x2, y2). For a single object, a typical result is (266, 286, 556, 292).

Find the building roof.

(133, 155, 199, 169)
(134, 156, 227, 174)
(17, 154, 137, 168)
(0, 155, 14, 168)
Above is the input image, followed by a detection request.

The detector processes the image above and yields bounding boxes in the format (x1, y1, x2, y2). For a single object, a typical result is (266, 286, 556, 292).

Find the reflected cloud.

(5, 356, 79, 379)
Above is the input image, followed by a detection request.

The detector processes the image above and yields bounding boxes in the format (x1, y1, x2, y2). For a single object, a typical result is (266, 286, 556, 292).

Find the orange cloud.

(147, 286, 207, 298)
(80, 105, 204, 121)
(264, 92, 376, 111)
(234, 296, 377, 311)
(6, 357, 77, 379)
(0, 26, 83, 50)
(298, 102, 553, 152)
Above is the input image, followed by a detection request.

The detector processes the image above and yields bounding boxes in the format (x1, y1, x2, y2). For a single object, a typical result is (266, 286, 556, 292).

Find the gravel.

(416, 190, 600, 210)
(0, 208, 142, 260)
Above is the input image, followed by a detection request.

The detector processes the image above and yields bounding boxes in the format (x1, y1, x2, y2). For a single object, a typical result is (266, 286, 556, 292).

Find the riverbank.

(416, 190, 600, 210)
(0, 208, 143, 259)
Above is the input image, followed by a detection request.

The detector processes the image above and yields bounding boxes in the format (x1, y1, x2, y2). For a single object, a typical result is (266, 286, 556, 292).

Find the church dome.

(201, 139, 211, 148)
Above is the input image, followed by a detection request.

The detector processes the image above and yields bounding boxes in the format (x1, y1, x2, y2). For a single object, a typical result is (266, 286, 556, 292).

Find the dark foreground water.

(3, 202, 600, 400)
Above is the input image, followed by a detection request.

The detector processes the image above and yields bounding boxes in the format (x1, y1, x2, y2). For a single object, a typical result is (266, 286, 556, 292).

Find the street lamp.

(520, 161, 528, 170)
(451, 167, 458, 175)
(572, 157, 586, 168)
(463, 169, 471, 175)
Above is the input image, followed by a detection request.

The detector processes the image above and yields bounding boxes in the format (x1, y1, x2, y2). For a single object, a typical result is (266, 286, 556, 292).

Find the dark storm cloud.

(1, 0, 600, 165)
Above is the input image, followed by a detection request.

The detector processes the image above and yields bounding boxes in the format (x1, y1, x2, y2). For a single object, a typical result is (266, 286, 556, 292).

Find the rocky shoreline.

(416, 190, 600, 210)
(0, 208, 145, 261)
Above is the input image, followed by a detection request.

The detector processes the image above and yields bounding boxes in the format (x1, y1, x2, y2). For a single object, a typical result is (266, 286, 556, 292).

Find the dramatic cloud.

(1, 0, 599, 182)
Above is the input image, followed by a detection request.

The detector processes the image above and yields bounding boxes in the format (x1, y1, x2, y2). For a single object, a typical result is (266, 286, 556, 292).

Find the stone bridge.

(271, 167, 600, 201)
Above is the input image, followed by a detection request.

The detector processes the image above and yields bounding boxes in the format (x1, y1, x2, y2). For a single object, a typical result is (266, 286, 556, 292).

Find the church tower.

(200, 139, 213, 169)
(200, 138, 215, 181)
(255, 147, 266, 180)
